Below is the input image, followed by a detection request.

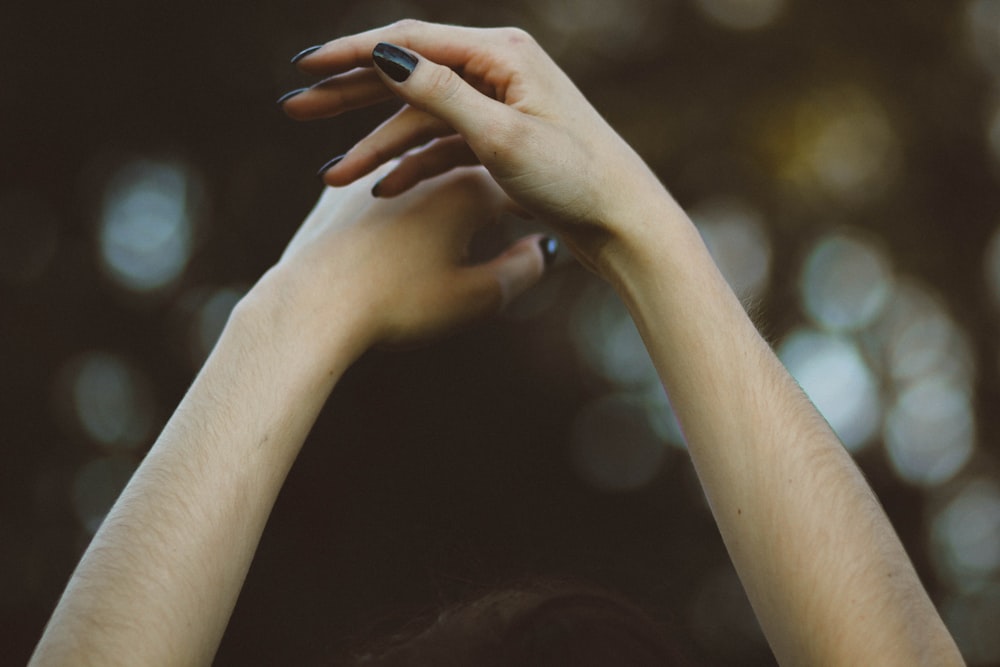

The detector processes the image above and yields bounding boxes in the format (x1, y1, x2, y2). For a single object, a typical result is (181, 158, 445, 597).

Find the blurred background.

(3, 0, 1000, 664)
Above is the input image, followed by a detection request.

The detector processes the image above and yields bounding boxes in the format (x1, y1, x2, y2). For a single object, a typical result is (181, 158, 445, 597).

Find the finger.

(374, 142, 535, 222)
(504, 198, 535, 220)
(418, 166, 510, 236)
(371, 135, 479, 198)
(453, 234, 556, 319)
(287, 162, 398, 252)
(369, 42, 519, 152)
(280, 68, 393, 121)
(293, 20, 502, 77)
(320, 106, 454, 185)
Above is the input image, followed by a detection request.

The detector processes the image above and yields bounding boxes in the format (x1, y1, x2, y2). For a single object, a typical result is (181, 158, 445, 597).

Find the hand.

(281, 20, 671, 276)
(260, 165, 552, 356)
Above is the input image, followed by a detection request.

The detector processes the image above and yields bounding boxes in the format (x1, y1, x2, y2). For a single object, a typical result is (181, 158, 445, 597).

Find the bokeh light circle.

(570, 393, 667, 492)
(777, 87, 898, 203)
(692, 0, 786, 31)
(866, 277, 977, 428)
(966, 0, 1000, 76)
(691, 197, 773, 298)
(571, 281, 658, 388)
(932, 479, 1000, 590)
(72, 456, 138, 535)
(778, 328, 881, 451)
(61, 350, 156, 451)
(800, 232, 893, 332)
(884, 380, 974, 486)
(98, 159, 198, 293)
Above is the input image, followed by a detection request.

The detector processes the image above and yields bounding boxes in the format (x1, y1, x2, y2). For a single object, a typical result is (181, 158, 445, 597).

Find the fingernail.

(539, 237, 558, 267)
(371, 177, 385, 197)
(372, 42, 417, 83)
(317, 154, 345, 178)
(276, 88, 308, 105)
(291, 45, 323, 64)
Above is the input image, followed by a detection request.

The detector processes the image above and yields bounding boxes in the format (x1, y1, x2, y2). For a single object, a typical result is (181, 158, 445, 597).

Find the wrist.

(234, 262, 373, 381)
(595, 186, 696, 292)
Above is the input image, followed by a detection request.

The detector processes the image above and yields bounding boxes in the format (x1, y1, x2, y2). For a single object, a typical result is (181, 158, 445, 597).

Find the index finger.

(293, 20, 506, 77)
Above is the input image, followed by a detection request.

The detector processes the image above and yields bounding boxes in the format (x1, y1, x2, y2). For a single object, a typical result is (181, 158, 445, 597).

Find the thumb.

(371, 42, 516, 142)
(457, 235, 558, 320)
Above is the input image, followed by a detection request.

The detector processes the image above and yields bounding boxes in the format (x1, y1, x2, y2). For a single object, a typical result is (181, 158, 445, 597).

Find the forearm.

(605, 191, 963, 665)
(31, 267, 361, 666)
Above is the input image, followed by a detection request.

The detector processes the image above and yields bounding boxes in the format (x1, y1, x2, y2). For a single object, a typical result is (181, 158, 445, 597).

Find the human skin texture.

(29, 167, 549, 666)
(31, 19, 965, 666)
(286, 21, 964, 666)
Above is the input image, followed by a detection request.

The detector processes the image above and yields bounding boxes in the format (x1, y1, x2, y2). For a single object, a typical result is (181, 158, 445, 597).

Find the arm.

(608, 198, 958, 665)
(286, 21, 965, 665)
(31, 280, 353, 666)
(31, 167, 550, 666)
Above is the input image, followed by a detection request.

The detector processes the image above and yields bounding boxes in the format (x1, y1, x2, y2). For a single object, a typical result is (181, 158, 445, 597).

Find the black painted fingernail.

(371, 177, 385, 197)
(291, 45, 323, 64)
(372, 42, 417, 83)
(317, 154, 345, 178)
(539, 237, 558, 267)
(276, 88, 308, 105)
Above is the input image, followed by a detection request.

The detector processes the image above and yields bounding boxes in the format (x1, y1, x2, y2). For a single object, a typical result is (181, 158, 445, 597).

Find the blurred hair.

(347, 578, 687, 666)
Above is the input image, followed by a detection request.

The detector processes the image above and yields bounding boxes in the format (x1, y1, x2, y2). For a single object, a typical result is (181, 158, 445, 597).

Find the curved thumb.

(371, 42, 514, 140)
(458, 235, 556, 322)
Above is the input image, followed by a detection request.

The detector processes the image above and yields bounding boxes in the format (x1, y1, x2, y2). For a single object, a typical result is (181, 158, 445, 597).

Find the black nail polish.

(317, 154, 345, 178)
(372, 42, 417, 83)
(291, 45, 323, 64)
(539, 237, 558, 267)
(276, 88, 308, 105)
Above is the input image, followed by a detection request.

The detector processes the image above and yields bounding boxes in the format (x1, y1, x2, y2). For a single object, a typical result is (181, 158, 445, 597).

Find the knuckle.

(489, 27, 542, 76)
(422, 65, 462, 103)
(496, 26, 536, 47)
(389, 18, 424, 33)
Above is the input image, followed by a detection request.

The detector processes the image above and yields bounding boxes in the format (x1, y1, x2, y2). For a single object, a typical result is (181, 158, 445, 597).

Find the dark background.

(3, 0, 1000, 664)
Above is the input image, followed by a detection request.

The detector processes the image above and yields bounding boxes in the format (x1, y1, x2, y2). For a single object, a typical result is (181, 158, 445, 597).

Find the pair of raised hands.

(274, 20, 670, 350)
(31, 22, 966, 667)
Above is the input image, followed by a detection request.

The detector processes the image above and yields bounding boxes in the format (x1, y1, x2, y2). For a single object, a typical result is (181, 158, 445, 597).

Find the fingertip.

(368, 167, 421, 199)
(372, 42, 418, 83)
(291, 44, 324, 65)
(491, 234, 551, 307)
(316, 154, 346, 179)
(368, 41, 503, 142)
(276, 87, 309, 106)
(538, 236, 559, 268)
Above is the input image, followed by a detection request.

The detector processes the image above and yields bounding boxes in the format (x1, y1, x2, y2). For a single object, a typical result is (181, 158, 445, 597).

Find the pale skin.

(32, 19, 965, 666)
